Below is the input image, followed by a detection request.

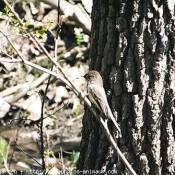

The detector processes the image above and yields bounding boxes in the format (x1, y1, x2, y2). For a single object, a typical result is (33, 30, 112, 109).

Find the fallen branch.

(3, 73, 49, 103)
(42, 0, 91, 34)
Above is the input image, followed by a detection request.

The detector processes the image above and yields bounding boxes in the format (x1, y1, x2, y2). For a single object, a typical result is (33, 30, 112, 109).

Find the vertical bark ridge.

(90, 1, 108, 70)
(77, 110, 100, 171)
(102, 0, 117, 73)
(89, 0, 100, 68)
(160, 0, 175, 173)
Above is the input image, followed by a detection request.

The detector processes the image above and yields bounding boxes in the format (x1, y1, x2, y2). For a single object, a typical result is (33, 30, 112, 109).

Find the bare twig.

(99, 117, 137, 175)
(39, 87, 49, 173)
(38, 0, 61, 173)
(59, 147, 65, 175)
(3, 0, 23, 24)
(16, 143, 43, 167)
(0, 57, 71, 87)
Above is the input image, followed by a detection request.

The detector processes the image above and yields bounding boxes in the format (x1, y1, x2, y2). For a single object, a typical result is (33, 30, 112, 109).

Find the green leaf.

(0, 12, 6, 19)
(0, 138, 7, 165)
(76, 52, 83, 59)
(74, 28, 85, 46)
(71, 151, 80, 165)
(74, 98, 81, 116)
(36, 30, 47, 41)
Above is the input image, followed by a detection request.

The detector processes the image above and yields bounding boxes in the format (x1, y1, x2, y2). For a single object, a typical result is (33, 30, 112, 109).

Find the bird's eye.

(84, 73, 94, 80)
(90, 75, 95, 78)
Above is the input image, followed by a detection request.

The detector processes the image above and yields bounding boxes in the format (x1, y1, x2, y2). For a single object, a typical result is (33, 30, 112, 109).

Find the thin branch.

(2, 0, 43, 52)
(39, 90, 46, 173)
(10, 128, 43, 167)
(99, 117, 137, 175)
(16, 143, 43, 167)
(0, 58, 21, 63)
(0, 56, 71, 88)
(38, 0, 61, 172)
(0, 30, 25, 61)
(3, 0, 23, 24)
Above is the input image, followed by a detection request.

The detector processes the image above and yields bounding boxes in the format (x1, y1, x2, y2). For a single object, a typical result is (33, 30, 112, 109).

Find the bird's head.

(84, 70, 103, 85)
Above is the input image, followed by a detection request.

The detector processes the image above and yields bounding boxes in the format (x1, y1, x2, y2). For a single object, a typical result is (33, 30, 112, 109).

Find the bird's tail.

(108, 108, 121, 133)
(111, 116, 121, 133)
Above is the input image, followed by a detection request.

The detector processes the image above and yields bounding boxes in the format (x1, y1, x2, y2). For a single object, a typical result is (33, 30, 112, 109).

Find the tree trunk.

(77, 0, 175, 174)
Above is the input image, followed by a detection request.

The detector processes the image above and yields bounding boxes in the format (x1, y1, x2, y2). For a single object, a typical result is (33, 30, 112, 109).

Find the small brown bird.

(84, 70, 121, 132)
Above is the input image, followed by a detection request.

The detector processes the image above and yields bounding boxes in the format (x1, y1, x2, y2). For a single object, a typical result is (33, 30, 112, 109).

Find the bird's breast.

(87, 85, 96, 104)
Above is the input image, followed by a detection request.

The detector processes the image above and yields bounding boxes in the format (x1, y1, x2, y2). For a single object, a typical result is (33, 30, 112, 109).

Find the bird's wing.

(89, 84, 121, 132)
(88, 84, 108, 116)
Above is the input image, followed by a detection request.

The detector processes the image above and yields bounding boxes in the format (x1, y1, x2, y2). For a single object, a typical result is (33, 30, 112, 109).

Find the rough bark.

(77, 0, 175, 174)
